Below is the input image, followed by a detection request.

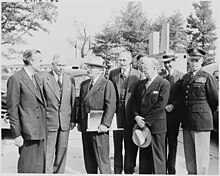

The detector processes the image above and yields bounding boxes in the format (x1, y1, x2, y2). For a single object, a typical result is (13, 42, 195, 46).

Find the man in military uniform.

(180, 48, 218, 174)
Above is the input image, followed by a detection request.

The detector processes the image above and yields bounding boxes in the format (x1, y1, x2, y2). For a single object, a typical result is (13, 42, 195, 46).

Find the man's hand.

(135, 115, 145, 128)
(15, 136, 23, 147)
(98, 124, 108, 133)
(70, 122, 76, 130)
(165, 104, 174, 112)
(77, 124, 81, 132)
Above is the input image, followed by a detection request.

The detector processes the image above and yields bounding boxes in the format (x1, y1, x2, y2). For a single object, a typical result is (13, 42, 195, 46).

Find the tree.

(67, 20, 91, 58)
(150, 11, 188, 53)
(186, 1, 217, 64)
(1, 2, 58, 59)
(167, 10, 188, 52)
(92, 1, 150, 62)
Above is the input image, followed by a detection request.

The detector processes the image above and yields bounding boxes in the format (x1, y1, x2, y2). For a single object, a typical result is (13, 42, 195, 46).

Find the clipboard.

(87, 110, 124, 132)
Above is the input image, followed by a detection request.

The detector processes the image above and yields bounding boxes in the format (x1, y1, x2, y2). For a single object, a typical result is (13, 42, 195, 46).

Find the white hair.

(140, 56, 160, 70)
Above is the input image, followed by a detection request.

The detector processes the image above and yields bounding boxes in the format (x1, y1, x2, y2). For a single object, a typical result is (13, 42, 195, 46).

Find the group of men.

(6, 47, 218, 174)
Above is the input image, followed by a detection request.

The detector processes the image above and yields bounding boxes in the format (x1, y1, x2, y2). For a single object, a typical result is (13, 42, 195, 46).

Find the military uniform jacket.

(38, 71, 76, 131)
(133, 76, 170, 134)
(77, 76, 116, 133)
(7, 68, 47, 140)
(180, 69, 218, 131)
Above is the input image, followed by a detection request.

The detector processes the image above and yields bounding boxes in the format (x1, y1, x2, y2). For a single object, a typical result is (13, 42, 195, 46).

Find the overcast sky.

(2, 0, 220, 64)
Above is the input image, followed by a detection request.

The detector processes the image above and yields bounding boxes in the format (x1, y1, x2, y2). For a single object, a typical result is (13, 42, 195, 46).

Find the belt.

(185, 100, 208, 107)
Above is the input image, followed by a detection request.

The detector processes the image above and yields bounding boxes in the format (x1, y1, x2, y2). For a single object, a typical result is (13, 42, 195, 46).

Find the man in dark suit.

(77, 56, 116, 174)
(109, 50, 143, 174)
(133, 56, 170, 174)
(7, 49, 46, 173)
(179, 48, 218, 174)
(38, 54, 76, 173)
(161, 52, 184, 174)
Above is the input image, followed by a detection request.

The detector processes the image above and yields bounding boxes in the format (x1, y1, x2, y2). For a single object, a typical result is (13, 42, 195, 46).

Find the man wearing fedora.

(161, 51, 184, 174)
(109, 50, 143, 174)
(133, 56, 170, 174)
(76, 55, 116, 174)
(179, 47, 218, 174)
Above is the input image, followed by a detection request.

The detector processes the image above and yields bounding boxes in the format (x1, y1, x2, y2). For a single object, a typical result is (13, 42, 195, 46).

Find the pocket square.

(153, 91, 159, 94)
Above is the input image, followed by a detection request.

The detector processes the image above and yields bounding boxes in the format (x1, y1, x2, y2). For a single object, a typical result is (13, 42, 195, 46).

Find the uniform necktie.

(57, 75, 62, 88)
(189, 72, 194, 79)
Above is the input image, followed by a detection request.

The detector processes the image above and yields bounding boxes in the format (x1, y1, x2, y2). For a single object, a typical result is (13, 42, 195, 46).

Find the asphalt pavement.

(1, 128, 219, 175)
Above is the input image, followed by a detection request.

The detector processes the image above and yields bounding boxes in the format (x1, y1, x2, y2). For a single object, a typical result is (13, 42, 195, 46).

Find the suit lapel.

(83, 76, 104, 102)
(115, 68, 121, 97)
(141, 79, 148, 97)
(21, 68, 44, 105)
(143, 76, 159, 96)
(46, 71, 60, 101)
(60, 73, 68, 103)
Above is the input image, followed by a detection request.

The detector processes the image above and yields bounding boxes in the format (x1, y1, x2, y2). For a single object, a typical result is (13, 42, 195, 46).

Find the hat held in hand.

(132, 124, 151, 148)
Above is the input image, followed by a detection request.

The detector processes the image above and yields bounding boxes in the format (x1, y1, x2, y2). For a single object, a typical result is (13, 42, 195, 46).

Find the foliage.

(1, 2, 58, 59)
(186, 1, 217, 64)
(92, 1, 150, 62)
(67, 20, 91, 58)
(92, 1, 188, 63)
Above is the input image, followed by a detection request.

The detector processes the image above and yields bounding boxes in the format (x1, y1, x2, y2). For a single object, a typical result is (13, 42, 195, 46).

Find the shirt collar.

(24, 67, 35, 79)
(121, 67, 130, 77)
(92, 75, 100, 85)
(168, 68, 174, 75)
(52, 70, 62, 80)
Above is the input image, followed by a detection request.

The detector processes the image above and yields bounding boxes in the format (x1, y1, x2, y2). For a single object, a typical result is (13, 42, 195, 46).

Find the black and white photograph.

(1, 0, 219, 174)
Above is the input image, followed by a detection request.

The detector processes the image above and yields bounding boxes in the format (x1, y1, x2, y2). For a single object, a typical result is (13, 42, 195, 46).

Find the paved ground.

(1, 128, 219, 175)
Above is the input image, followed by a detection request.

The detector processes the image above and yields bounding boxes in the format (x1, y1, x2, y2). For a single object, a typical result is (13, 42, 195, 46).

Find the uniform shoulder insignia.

(195, 77, 207, 83)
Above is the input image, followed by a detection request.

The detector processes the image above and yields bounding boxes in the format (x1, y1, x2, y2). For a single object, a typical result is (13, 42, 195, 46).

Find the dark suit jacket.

(38, 71, 76, 131)
(7, 68, 46, 140)
(109, 67, 143, 128)
(77, 76, 116, 133)
(166, 69, 184, 124)
(133, 76, 170, 134)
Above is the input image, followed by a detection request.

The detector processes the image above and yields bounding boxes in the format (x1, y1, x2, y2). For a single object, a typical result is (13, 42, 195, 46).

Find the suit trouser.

(165, 123, 180, 174)
(82, 132, 111, 174)
(45, 129, 70, 173)
(113, 127, 138, 174)
(183, 129, 210, 175)
(18, 139, 45, 173)
(139, 133, 166, 174)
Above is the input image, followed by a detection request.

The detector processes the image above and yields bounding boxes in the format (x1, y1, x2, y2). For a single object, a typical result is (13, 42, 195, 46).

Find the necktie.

(88, 79, 93, 91)
(32, 74, 37, 87)
(145, 78, 151, 90)
(166, 71, 171, 81)
(57, 75, 62, 88)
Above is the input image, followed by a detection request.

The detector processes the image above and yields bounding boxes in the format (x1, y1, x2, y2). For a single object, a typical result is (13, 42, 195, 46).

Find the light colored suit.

(7, 68, 46, 173)
(38, 71, 76, 173)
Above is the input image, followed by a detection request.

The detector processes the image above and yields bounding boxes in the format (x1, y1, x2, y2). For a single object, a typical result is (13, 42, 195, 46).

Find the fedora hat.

(187, 47, 206, 58)
(161, 50, 177, 62)
(84, 55, 106, 68)
(132, 124, 151, 148)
